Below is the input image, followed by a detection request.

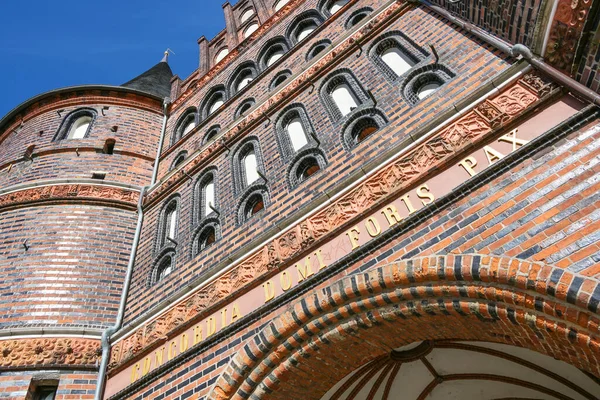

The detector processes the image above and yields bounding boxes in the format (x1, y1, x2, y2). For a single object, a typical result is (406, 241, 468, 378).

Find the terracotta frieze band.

(0, 184, 140, 212)
(0, 337, 101, 370)
(149, 0, 410, 203)
(108, 73, 558, 375)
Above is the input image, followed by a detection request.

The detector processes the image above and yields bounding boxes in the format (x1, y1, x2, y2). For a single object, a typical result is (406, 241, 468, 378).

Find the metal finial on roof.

(162, 48, 176, 63)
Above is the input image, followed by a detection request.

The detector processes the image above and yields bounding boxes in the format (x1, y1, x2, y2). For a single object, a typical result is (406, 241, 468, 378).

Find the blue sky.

(0, 0, 230, 117)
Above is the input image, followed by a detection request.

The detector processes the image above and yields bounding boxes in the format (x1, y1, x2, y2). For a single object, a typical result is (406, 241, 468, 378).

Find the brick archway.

(208, 254, 600, 400)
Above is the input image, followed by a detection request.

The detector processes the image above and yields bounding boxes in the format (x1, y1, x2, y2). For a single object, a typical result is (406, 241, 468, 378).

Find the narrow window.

(287, 117, 308, 151)
(204, 125, 220, 144)
(240, 8, 254, 23)
(198, 227, 216, 250)
(329, 0, 348, 14)
(244, 23, 259, 38)
(182, 119, 196, 135)
(215, 48, 229, 63)
(203, 179, 215, 217)
(34, 387, 57, 400)
(297, 157, 320, 181)
(237, 71, 253, 91)
(156, 256, 173, 282)
(270, 70, 291, 90)
(267, 47, 285, 66)
(166, 208, 177, 240)
(274, 0, 289, 11)
(332, 84, 358, 116)
(68, 116, 92, 139)
(244, 150, 259, 185)
(245, 193, 265, 217)
(381, 47, 415, 77)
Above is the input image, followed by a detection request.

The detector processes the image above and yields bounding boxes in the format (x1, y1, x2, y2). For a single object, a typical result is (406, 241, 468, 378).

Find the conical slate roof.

(122, 55, 173, 99)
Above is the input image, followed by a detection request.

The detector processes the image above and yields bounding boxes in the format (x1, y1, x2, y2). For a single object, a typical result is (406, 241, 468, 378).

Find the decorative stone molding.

(544, 0, 593, 73)
(108, 73, 553, 373)
(0, 337, 101, 370)
(0, 184, 139, 211)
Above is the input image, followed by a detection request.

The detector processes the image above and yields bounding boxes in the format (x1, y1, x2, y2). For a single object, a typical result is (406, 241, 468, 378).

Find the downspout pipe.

(151, 97, 171, 186)
(94, 185, 148, 400)
(419, 0, 600, 106)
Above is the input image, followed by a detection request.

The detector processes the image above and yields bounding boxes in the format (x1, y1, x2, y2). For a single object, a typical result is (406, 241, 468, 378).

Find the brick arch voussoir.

(208, 254, 600, 400)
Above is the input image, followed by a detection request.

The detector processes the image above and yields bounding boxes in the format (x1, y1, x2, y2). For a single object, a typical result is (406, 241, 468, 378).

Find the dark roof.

(122, 60, 173, 99)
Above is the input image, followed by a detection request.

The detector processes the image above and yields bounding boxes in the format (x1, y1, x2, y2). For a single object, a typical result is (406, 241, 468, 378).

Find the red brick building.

(1, 0, 600, 399)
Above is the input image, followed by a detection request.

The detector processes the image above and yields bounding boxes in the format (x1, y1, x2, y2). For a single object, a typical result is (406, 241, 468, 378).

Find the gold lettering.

(206, 317, 216, 337)
(221, 308, 228, 329)
(365, 217, 381, 237)
(345, 226, 361, 250)
(459, 156, 478, 177)
(155, 347, 164, 367)
(168, 340, 177, 360)
(381, 205, 403, 227)
(416, 184, 435, 206)
(142, 356, 151, 375)
(498, 128, 528, 151)
(193, 325, 203, 345)
(130, 362, 140, 383)
(315, 249, 327, 270)
(180, 333, 189, 353)
(231, 302, 242, 322)
(280, 271, 292, 291)
(484, 145, 505, 165)
(400, 194, 417, 214)
(263, 280, 275, 303)
(296, 257, 314, 282)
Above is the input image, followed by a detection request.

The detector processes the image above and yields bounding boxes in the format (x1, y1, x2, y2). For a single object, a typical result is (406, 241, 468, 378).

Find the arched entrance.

(208, 255, 600, 399)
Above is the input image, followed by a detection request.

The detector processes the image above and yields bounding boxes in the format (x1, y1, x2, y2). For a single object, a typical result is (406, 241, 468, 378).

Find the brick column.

(252, 0, 270, 24)
(223, 2, 239, 49)
(170, 75, 181, 100)
(198, 36, 209, 74)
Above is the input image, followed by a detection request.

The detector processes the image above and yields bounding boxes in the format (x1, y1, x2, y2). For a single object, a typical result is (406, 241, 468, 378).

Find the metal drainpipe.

(419, 0, 600, 106)
(94, 185, 148, 400)
(94, 97, 170, 399)
(151, 97, 171, 186)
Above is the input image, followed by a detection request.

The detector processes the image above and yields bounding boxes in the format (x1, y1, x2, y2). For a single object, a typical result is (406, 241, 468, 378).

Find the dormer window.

(244, 23, 259, 39)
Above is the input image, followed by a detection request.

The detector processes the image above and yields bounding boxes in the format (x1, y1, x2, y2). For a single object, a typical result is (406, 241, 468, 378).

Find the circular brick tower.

(0, 59, 171, 397)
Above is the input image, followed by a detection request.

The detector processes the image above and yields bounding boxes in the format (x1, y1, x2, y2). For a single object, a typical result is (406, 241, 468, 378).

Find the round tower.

(0, 58, 171, 398)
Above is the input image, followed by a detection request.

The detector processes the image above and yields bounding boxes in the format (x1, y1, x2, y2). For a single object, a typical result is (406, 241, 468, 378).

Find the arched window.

(345, 7, 372, 28)
(306, 39, 331, 61)
(320, 69, 370, 121)
(195, 169, 218, 222)
(340, 109, 389, 149)
(155, 254, 173, 283)
(331, 84, 358, 116)
(258, 37, 290, 70)
(235, 98, 256, 119)
(240, 8, 254, 23)
(328, 0, 348, 14)
(237, 187, 270, 224)
(195, 225, 217, 253)
(232, 138, 265, 194)
(203, 125, 220, 145)
(172, 108, 198, 144)
(270, 70, 292, 91)
(369, 31, 428, 81)
(228, 62, 258, 95)
(170, 151, 188, 170)
(244, 23, 259, 39)
(203, 179, 215, 217)
(401, 65, 455, 105)
(157, 196, 180, 251)
(245, 193, 265, 217)
(274, 0, 289, 11)
(243, 150, 259, 185)
(53, 108, 97, 141)
(287, 149, 328, 187)
(275, 104, 318, 158)
(200, 86, 227, 119)
(287, 11, 323, 45)
(68, 116, 92, 139)
(287, 117, 308, 151)
(215, 47, 229, 63)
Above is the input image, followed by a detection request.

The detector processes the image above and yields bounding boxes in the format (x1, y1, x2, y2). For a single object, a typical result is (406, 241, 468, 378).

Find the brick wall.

(124, 3, 511, 323)
(0, 371, 96, 400)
